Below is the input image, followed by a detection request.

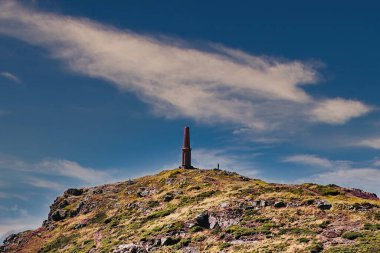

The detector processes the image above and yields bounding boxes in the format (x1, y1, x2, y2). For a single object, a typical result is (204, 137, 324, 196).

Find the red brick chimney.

(181, 126, 192, 169)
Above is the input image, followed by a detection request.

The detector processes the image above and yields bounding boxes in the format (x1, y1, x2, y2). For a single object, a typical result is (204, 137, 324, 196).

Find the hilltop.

(1, 168, 379, 253)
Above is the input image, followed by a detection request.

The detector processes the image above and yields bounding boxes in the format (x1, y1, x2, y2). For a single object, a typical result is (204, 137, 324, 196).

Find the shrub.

(255, 217, 271, 223)
(363, 223, 380, 231)
(316, 185, 340, 196)
(40, 234, 79, 252)
(321, 189, 340, 196)
(92, 211, 107, 224)
(318, 220, 331, 229)
(342, 231, 362, 240)
(308, 242, 323, 253)
(180, 190, 219, 206)
(219, 242, 232, 250)
(147, 200, 160, 208)
(225, 225, 258, 238)
(191, 226, 203, 233)
(146, 206, 176, 220)
(299, 237, 310, 243)
(178, 238, 190, 247)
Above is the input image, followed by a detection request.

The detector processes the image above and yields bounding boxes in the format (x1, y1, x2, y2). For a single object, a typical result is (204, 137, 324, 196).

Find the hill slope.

(1, 168, 379, 253)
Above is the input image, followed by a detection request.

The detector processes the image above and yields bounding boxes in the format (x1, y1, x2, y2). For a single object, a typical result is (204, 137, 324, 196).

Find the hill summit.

(1, 168, 379, 253)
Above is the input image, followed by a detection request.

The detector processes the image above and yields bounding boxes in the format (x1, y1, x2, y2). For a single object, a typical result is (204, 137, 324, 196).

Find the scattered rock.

(220, 202, 229, 208)
(93, 188, 103, 194)
(240, 176, 250, 181)
(188, 186, 201, 191)
(322, 229, 341, 238)
(126, 179, 135, 185)
(160, 237, 180, 246)
(287, 201, 302, 207)
(64, 188, 83, 196)
(350, 202, 377, 211)
(3, 234, 18, 244)
(113, 243, 147, 253)
(195, 212, 210, 228)
(274, 201, 286, 208)
(303, 199, 315, 205)
(316, 200, 332, 210)
(128, 202, 138, 209)
(51, 209, 67, 221)
(73, 223, 86, 230)
(137, 188, 156, 197)
(182, 247, 199, 253)
(163, 193, 175, 202)
(58, 199, 69, 208)
(88, 248, 98, 253)
(76, 201, 84, 213)
(208, 213, 240, 229)
(165, 178, 175, 185)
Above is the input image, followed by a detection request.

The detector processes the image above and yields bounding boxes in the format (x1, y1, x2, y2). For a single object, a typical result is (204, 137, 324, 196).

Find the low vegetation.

(1, 168, 379, 252)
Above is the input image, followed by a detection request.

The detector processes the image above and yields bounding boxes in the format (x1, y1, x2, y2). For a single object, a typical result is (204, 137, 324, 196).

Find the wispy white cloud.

(0, 2, 371, 132)
(0, 192, 27, 200)
(283, 154, 334, 168)
(372, 159, 380, 167)
(0, 154, 114, 185)
(356, 138, 380, 149)
(37, 159, 111, 185)
(310, 98, 371, 124)
(25, 177, 62, 190)
(0, 71, 21, 84)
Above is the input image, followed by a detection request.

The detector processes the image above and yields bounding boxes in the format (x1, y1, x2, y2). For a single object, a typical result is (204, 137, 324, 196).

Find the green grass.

(308, 242, 323, 253)
(225, 225, 268, 238)
(145, 206, 176, 220)
(219, 242, 232, 250)
(342, 231, 363, 240)
(363, 223, 380, 231)
(318, 220, 331, 229)
(179, 190, 219, 206)
(39, 234, 79, 253)
(91, 211, 107, 224)
(326, 232, 380, 253)
(298, 237, 310, 243)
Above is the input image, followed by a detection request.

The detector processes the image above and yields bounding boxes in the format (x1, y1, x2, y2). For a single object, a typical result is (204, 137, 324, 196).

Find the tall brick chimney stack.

(181, 126, 192, 169)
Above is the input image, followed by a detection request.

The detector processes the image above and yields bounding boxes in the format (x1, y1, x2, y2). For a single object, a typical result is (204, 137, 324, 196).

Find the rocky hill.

(1, 168, 379, 253)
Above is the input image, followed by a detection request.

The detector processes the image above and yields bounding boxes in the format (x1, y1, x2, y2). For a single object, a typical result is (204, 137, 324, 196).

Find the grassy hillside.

(1, 168, 379, 253)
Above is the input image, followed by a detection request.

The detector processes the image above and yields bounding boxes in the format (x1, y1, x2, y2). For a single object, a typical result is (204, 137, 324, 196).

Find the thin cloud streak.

(356, 138, 380, 149)
(0, 2, 371, 132)
(0, 154, 114, 185)
(25, 177, 63, 190)
(283, 154, 334, 168)
(0, 71, 21, 84)
(37, 159, 112, 185)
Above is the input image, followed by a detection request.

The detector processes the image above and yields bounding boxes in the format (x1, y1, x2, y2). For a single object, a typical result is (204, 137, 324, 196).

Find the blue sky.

(1, 0, 380, 240)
